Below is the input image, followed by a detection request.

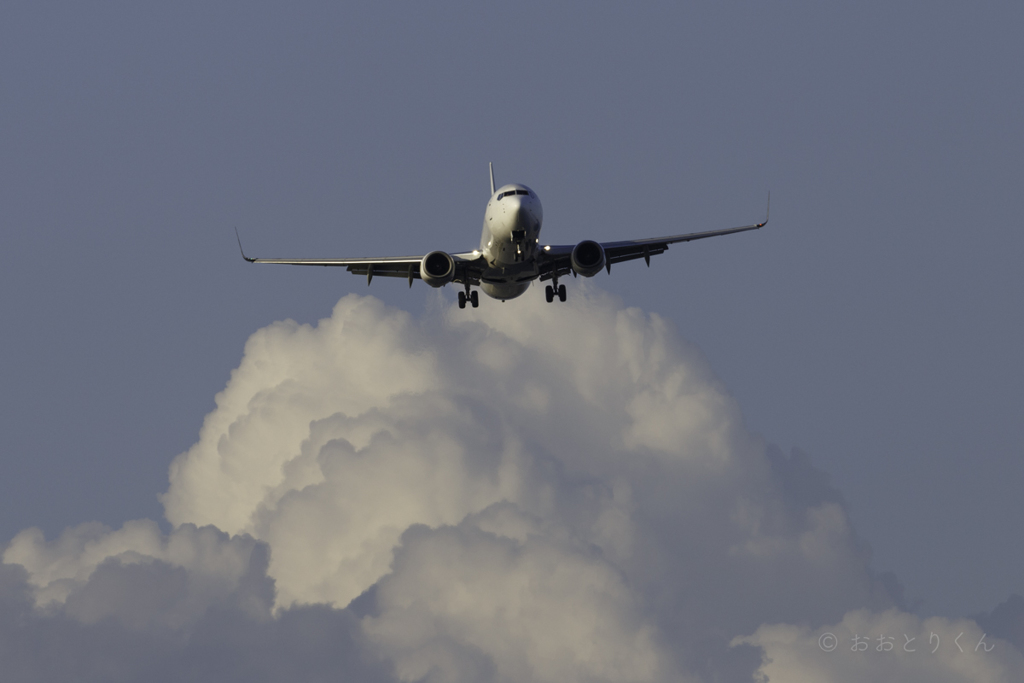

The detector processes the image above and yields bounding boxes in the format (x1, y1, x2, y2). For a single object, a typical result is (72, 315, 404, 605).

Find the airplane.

(236, 164, 768, 309)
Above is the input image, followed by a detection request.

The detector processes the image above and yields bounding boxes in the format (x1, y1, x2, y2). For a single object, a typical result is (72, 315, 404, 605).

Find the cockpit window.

(497, 189, 530, 200)
(516, 190, 528, 196)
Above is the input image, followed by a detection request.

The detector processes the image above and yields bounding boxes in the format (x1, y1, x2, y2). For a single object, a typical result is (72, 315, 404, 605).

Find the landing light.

(543, 245, 551, 251)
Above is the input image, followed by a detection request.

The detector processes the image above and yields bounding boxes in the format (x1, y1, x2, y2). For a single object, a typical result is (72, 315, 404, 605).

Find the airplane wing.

(235, 231, 485, 286)
(538, 198, 768, 282)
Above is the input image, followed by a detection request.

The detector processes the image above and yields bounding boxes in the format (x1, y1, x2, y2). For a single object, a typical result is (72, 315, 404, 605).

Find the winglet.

(235, 228, 256, 262)
(489, 162, 495, 196)
(757, 192, 770, 228)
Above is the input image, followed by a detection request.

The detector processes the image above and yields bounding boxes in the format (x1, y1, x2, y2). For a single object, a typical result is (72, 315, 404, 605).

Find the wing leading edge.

(539, 195, 769, 281)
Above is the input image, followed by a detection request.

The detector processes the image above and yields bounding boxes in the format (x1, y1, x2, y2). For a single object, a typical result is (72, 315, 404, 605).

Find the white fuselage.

(477, 184, 544, 300)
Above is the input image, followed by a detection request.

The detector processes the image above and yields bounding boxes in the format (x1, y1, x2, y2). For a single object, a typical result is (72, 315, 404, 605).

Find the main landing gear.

(545, 279, 567, 303)
(458, 288, 479, 309)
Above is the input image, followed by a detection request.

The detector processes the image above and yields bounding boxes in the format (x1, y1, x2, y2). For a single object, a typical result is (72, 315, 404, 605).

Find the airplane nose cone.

(497, 195, 522, 227)
(490, 190, 540, 243)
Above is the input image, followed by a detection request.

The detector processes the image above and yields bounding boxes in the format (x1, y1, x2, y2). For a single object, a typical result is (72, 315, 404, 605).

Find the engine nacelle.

(571, 240, 606, 278)
(420, 250, 456, 287)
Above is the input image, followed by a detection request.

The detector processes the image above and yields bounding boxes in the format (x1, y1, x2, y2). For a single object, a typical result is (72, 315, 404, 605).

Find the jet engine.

(570, 240, 606, 277)
(420, 251, 456, 287)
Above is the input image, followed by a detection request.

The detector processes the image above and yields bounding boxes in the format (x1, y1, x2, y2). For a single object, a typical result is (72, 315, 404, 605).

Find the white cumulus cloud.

(3, 288, 1020, 682)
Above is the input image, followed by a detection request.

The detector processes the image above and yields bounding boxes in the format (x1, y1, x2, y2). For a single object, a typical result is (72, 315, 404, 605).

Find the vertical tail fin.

(489, 162, 495, 196)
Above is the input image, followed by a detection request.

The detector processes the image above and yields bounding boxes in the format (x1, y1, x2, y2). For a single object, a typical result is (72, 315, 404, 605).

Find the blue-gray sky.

(1, 0, 1021, 629)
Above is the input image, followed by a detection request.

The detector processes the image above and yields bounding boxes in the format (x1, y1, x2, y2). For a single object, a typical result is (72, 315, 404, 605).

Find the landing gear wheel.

(557, 284, 566, 302)
(470, 290, 479, 308)
(458, 291, 467, 309)
(545, 285, 554, 303)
